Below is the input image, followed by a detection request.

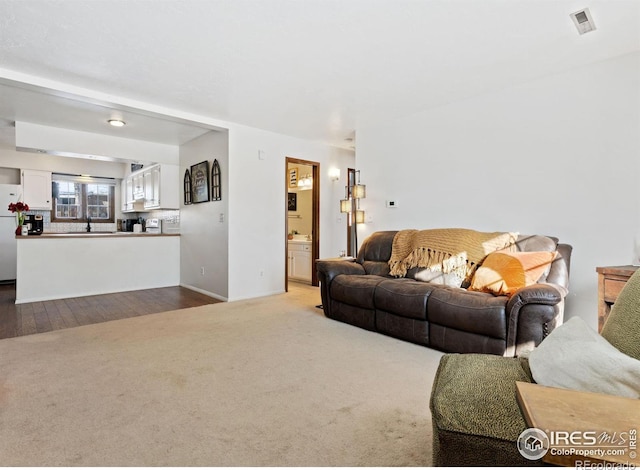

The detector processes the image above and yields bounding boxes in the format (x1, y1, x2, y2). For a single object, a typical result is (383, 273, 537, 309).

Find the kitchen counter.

(15, 233, 180, 304)
(17, 232, 179, 239)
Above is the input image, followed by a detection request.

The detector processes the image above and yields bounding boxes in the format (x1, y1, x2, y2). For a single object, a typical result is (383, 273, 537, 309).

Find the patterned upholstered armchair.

(429, 269, 640, 466)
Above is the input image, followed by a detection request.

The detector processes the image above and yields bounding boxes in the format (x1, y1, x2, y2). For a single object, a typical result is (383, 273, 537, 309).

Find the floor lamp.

(340, 170, 366, 257)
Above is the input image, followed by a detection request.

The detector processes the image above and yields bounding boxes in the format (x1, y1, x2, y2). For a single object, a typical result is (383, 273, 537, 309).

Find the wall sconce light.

(329, 168, 340, 181)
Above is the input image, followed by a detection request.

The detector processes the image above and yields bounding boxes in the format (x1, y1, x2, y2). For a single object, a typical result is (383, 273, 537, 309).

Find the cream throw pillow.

(528, 317, 640, 399)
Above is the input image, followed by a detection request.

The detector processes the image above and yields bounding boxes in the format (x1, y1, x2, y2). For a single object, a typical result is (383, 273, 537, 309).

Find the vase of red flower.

(8, 201, 30, 236)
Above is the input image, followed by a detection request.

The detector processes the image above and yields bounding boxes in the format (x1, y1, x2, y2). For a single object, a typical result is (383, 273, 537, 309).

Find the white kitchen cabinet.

(121, 177, 138, 212)
(122, 163, 179, 212)
(121, 180, 126, 211)
(132, 173, 145, 201)
(21, 169, 52, 210)
(121, 178, 132, 212)
(143, 166, 161, 209)
(125, 176, 134, 204)
(288, 241, 312, 283)
(142, 164, 178, 210)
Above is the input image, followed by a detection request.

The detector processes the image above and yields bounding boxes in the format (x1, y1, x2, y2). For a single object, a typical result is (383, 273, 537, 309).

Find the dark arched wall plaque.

(211, 159, 222, 201)
(184, 169, 192, 205)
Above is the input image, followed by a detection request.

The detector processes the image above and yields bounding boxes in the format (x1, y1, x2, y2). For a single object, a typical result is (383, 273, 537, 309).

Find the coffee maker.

(121, 219, 136, 232)
(24, 214, 43, 235)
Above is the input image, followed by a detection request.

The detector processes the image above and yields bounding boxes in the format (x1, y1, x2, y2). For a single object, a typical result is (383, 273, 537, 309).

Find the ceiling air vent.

(570, 8, 596, 35)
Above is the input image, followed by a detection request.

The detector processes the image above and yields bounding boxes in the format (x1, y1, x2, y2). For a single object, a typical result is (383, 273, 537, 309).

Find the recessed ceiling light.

(107, 119, 126, 127)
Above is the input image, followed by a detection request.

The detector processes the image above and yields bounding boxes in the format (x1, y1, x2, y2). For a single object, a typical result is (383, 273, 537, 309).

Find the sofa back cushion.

(355, 231, 571, 291)
(361, 261, 391, 276)
(514, 234, 558, 283)
(357, 231, 397, 275)
(514, 234, 557, 252)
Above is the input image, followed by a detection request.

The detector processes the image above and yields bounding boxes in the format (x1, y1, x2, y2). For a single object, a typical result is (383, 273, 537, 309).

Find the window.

(51, 174, 116, 223)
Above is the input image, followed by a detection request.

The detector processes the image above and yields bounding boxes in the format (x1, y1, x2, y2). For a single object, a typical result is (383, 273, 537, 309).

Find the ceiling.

(0, 0, 638, 156)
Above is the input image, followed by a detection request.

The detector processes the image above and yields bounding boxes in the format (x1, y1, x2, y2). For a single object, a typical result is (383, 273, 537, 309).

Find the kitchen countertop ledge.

(16, 232, 180, 239)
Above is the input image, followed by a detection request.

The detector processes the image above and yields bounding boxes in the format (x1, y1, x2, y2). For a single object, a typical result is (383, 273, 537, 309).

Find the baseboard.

(229, 290, 286, 302)
(179, 283, 228, 302)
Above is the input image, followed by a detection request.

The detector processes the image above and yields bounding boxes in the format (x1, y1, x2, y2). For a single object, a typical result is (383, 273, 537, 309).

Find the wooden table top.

(516, 381, 639, 467)
(596, 265, 640, 276)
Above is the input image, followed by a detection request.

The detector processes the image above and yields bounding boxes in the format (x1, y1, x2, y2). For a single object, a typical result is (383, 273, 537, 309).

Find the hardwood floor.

(0, 283, 221, 340)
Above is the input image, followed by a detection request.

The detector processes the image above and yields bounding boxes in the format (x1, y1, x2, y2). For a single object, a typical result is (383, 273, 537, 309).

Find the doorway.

(346, 168, 356, 257)
(285, 157, 320, 292)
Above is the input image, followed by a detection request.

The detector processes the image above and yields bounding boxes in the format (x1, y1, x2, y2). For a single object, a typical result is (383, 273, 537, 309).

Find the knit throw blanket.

(388, 228, 519, 281)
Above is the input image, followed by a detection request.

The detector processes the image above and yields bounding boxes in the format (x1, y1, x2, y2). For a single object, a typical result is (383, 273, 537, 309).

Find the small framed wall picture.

(289, 168, 298, 188)
(190, 160, 211, 203)
(288, 192, 297, 211)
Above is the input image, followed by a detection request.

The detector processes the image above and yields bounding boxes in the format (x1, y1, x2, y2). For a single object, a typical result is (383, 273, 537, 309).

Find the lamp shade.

(353, 184, 366, 199)
(355, 210, 365, 224)
(340, 198, 353, 213)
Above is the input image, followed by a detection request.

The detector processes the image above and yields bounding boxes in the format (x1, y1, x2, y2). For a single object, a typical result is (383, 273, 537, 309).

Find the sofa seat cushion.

(374, 279, 439, 320)
(330, 274, 387, 309)
(428, 288, 507, 339)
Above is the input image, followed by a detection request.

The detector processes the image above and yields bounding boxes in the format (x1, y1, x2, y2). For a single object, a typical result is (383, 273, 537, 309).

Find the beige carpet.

(0, 284, 443, 466)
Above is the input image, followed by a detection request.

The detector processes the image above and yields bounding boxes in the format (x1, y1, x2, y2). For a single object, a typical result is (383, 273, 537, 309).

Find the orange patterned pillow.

(469, 251, 558, 296)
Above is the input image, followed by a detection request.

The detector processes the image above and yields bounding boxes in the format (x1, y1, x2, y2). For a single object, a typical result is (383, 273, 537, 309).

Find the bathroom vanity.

(287, 239, 312, 283)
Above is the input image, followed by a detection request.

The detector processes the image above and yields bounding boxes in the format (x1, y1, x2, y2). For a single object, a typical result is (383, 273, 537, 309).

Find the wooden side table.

(516, 381, 640, 467)
(596, 265, 639, 333)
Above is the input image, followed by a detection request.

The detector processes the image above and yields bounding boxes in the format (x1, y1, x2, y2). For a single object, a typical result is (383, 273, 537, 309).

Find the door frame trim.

(285, 157, 320, 291)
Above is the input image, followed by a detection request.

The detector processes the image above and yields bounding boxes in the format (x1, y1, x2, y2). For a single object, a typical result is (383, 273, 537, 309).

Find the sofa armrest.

(505, 283, 566, 357)
(506, 283, 565, 308)
(316, 259, 365, 282)
(316, 259, 366, 316)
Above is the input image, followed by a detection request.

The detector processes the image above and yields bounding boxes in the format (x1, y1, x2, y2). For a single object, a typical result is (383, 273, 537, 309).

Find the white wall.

(287, 163, 314, 235)
(0, 146, 128, 218)
(287, 190, 313, 235)
(356, 52, 640, 329)
(15, 122, 178, 165)
(227, 124, 354, 301)
(179, 130, 230, 300)
(0, 147, 127, 180)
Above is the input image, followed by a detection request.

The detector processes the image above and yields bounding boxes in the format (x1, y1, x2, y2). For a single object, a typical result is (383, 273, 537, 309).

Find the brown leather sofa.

(316, 230, 572, 356)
